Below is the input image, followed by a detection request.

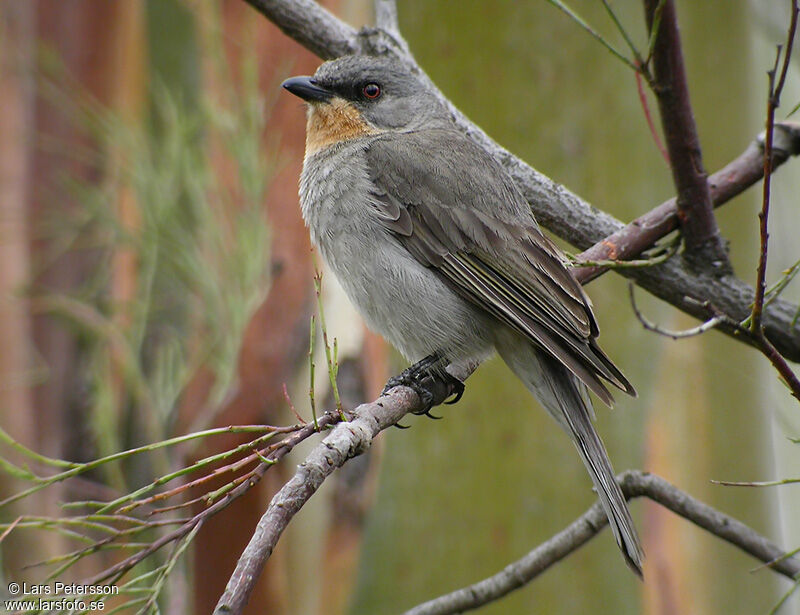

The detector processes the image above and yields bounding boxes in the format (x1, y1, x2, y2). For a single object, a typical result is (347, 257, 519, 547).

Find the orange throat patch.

(305, 97, 380, 158)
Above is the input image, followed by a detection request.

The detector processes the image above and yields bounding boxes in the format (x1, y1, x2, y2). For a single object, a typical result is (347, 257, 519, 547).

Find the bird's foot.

(383, 354, 466, 417)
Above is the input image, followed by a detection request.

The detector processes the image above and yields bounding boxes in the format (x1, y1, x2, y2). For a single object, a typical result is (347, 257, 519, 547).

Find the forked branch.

(643, 0, 730, 272)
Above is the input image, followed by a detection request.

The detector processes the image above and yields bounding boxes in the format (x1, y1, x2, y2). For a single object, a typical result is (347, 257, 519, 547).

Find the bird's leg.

(383, 354, 466, 416)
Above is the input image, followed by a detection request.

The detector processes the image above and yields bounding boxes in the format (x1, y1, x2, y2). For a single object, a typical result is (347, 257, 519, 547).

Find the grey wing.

(365, 130, 635, 405)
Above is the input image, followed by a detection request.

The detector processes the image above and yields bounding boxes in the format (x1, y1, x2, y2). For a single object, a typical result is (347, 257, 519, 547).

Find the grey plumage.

(285, 55, 644, 575)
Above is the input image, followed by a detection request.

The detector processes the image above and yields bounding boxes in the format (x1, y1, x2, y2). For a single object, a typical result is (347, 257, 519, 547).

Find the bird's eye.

(362, 83, 381, 99)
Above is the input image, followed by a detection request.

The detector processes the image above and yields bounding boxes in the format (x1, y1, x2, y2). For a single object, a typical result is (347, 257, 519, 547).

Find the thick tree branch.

(404, 470, 800, 615)
(644, 0, 730, 273)
(574, 122, 800, 284)
(242, 0, 358, 59)
(241, 0, 800, 362)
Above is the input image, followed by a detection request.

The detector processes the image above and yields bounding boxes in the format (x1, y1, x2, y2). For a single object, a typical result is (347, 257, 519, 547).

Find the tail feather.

(495, 333, 644, 575)
(563, 379, 644, 576)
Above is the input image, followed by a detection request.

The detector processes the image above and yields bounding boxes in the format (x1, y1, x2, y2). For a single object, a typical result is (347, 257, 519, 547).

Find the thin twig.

(282, 382, 305, 424)
(313, 270, 345, 420)
(569, 235, 679, 270)
(764, 258, 800, 309)
(751, 1, 799, 333)
(712, 478, 799, 487)
(635, 68, 669, 163)
(403, 471, 800, 615)
(80, 411, 343, 586)
(644, 0, 666, 65)
(600, 0, 642, 65)
(545, 0, 640, 72)
(748, 328, 800, 401)
(629, 283, 724, 340)
(309, 313, 318, 428)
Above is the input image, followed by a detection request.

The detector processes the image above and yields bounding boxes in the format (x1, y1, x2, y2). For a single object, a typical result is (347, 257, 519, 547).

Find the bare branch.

(213, 387, 423, 615)
(403, 471, 800, 615)
(628, 283, 724, 339)
(574, 122, 800, 284)
(644, 0, 730, 272)
(241, 0, 359, 59)
(751, 2, 799, 333)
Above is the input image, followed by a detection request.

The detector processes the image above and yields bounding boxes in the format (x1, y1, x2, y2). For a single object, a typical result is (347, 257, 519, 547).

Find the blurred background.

(0, 1, 798, 613)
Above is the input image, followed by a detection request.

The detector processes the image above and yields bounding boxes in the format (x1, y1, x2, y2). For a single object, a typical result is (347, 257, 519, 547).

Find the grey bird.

(282, 55, 644, 575)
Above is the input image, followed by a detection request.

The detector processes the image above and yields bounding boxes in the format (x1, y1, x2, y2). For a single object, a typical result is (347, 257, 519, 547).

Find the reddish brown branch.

(574, 123, 800, 284)
(644, 0, 729, 273)
(752, 327, 800, 401)
(635, 68, 669, 164)
(751, 1, 799, 333)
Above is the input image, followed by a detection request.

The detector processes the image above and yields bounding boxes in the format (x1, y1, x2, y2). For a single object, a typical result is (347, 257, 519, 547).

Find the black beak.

(281, 76, 333, 103)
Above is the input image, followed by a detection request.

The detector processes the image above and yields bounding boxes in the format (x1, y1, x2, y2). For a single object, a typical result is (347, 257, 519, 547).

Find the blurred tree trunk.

(0, 0, 144, 576)
(0, 0, 46, 572)
(28, 0, 127, 463)
(178, 0, 317, 608)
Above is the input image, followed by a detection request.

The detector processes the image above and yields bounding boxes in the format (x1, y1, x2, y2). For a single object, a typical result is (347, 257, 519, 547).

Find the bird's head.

(282, 55, 449, 154)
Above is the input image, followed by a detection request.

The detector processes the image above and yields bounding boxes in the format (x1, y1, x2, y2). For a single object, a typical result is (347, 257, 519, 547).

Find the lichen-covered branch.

(213, 387, 421, 615)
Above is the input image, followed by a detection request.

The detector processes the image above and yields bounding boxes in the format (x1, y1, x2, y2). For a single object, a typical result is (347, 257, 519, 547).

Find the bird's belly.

(323, 226, 491, 361)
(300, 144, 492, 362)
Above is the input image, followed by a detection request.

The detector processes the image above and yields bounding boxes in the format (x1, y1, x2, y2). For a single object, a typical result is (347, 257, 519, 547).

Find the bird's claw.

(444, 378, 465, 404)
(382, 354, 466, 419)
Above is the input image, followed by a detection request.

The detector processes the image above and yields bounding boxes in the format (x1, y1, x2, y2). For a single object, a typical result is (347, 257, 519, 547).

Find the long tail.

(554, 365, 644, 576)
(495, 335, 644, 575)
